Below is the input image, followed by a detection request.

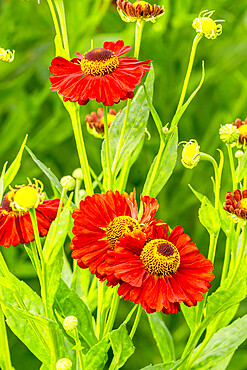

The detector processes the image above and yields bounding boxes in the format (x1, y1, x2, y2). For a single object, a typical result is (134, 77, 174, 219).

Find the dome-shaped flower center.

(106, 216, 141, 248)
(140, 239, 180, 277)
(193, 17, 217, 36)
(100, 113, 116, 125)
(81, 48, 119, 76)
(12, 186, 44, 212)
(238, 125, 247, 136)
(236, 198, 247, 213)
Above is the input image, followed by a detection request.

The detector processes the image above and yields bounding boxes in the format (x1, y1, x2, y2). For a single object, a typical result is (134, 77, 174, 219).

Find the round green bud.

(56, 358, 72, 370)
(72, 168, 83, 180)
(219, 124, 239, 144)
(63, 316, 78, 331)
(60, 176, 75, 191)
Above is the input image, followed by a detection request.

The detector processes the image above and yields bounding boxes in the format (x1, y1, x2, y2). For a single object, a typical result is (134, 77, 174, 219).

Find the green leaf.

(181, 304, 199, 334)
(101, 66, 154, 178)
(236, 149, 247, 182)
(0, 276, 18, 292)
(140, 358, 186, 370)
(198, 197, 221, 235)
(83, 335, 110, 370)
(0, 162, 8, 203)
(188, 184, 204, 202)
(54, 279, 98, 350)
(192, 315, 247, 369)
(3, 135, 28, 192)
(109, 323, 135, 369)
(148, 312, 175, 362)
(142, 129, 178, 197)
(43, 194, 72, 307)
(54, 35, 70, 59)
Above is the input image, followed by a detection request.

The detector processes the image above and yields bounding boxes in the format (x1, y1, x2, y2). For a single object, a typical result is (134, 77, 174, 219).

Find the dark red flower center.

(140, 239, 180, 277)
(81, 48, 119, 76)
(106, 216, 141, 248)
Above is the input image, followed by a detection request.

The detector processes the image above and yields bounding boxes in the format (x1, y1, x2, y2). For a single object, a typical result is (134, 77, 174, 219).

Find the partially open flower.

(192, 10, 223, 40)
(0, 47, 15, 63)
(116, 0, 165, 23)
(0, 179, 59, 248)
(85, 108, 120, 139)
(232, 118, 247, 149)
(181, 140, 200, 169)
(219, 123, 239, 145)
(224, 190, 247, 221)
(49, 40, 151, 106)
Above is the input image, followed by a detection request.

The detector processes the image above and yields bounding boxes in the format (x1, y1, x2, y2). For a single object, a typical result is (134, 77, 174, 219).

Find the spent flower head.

(181, 140, 200, 169)
(85, 108, 119, 139)
(116, 0, 165, 23)
(232, 118, 247, 149)
(219, 123, 239, 145)
(192, 10, 224, 40)
(0, 47, 15, 63)
(224, 190, 247, 224)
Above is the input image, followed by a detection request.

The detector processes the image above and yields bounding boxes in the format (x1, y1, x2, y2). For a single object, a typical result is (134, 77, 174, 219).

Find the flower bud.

(0, 47, 15, 62)
(235, 150, 244, 159)
(72, 168, 83, 180)
(181, 140, 200, 169)
(56, 358, 72, 370)
(192, 10, 223, 39)
(63, 316, 78, 331)
(219, 124, 239, 144)
(60, 176, 75, 191)
(162, 126, 169, 135)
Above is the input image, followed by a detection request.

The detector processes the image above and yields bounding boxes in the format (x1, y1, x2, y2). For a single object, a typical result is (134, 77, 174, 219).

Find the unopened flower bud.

(56, 358, 72, 370)
(219, 124, 239, 144)
(181, 140, 200, 169)
(235, 150, 244, 159)
(0, 47, 15, 63)
(162, 126, 169, 135)
(60, 176, 75, 191)
(192, 10, 224, 39)
(72, 168, 83, 180)
(63, 316, 78, 331)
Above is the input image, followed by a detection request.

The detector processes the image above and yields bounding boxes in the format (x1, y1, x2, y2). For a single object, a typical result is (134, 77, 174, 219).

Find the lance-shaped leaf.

(198, 197, 221, 235)
(109, 323, 135, 369)
(82, 335, 110, 370)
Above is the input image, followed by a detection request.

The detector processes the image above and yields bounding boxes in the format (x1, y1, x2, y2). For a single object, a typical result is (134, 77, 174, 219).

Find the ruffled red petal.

(103, 40, 132, 56)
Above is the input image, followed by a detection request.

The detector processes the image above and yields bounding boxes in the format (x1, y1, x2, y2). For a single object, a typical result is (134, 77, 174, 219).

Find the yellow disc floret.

(236, 198, 247, 213)
(8, 179, 45, 213)
(106, 216, 142, 248)
(140, 239, 180, 277)
(81, 48, 119, 76)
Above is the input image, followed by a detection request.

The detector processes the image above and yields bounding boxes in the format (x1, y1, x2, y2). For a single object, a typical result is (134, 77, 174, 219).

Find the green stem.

(48, 187, 66, 248)
(129, 304, 142, 340)
(75, 330, 84, 370)
(46, 0, 63, 45)
(228, 226, 247, 286)
(96, 280, 105, 339)
(200, 152, 220, 210)
(0, 305, 12, 370)
(53, 0, 70, 55)
(134, 20, 144, 58)
(176, 33, 202, 113)
(111, 99, 131, 178)
(103, 287, 120, 336)
(70, 106, 94, 196)
(103, 106, 113, 190)
(227, 144, 237, 190)
(221, 223, 234, 283)
(144, 140, 165, 197)
(74, 178, 82, 207)
(30, 241, 43, 282)
(143, 84, 164, 140)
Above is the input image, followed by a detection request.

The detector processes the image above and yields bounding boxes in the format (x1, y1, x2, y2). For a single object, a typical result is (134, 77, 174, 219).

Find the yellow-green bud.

(235, 150, 244, 159)
(60, 176, 75, 191)
(219, 124, 239, 144)
(162, 126, 169, 135)
(56, 358, 72, 370)
(192, 10, 223, 40)
(63, 316, 78, 331)
(181, 140, 200, 169)
(72, 168, 83, 180)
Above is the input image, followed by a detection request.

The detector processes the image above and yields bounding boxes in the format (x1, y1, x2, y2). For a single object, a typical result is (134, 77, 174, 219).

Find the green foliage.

(198, 197, 221, 235)
(109, 323, 135, 369)
(82, 335, 110, 370)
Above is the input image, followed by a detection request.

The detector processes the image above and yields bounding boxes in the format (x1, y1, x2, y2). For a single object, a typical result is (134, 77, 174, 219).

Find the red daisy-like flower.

(71, 190, 160, 285)
(223, 189, 247, 220)
(49, 40, 151, 106)
(0, 181, 59, 248)
(106, 224, 214, 314)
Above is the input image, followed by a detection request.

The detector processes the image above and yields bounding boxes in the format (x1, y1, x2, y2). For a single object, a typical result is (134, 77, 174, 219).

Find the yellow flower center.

(81, 48, 119, 76)
(193, 17, 217, 35)
(100, 114, 116, 125)
(140, 239, 180, 277)
(106, 216, 141, 248)
(238, 125, 247, 136)
(236, 198, 247, 213)
(13, 186, 43, 211)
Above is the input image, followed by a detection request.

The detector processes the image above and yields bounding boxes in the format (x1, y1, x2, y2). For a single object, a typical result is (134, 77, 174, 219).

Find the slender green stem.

(29, 208, 48, 317)
(75, 330, 84, 370)
(143, 140, 165, 197)
(227, 144, 237, 189)
(130, 304, 142, 339)
(221, 223, 234, 283)
(228, 226, 247, 286)
(103, 287, 120, 336)
(53, 0, 70, 55)
(111, 99, 131, 177)
(144, 84, 164, 140)
(74, 178, 82, 207)
(176, 33, 202, 113)
(70, 106, 94, 196)
(0, 305, 12, 370)
(200, 152, 220, 210)
(103, 106, 113, 190)
(48, 187, 66, 248)
(96, 280, 105, 339)
(46, 0, 63, 45)
(134, 20, 144, 59)
(30, 241, 43, 282)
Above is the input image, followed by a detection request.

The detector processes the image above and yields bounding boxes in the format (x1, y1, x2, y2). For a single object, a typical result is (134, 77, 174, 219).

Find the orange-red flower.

(71, 190, 160, 285)
(107, 224, 214, 314)
(49, 40, 151, 106)
(223, 189, 247, 220)
(232, 118, 247, 148)
(0, 183, 59, 248)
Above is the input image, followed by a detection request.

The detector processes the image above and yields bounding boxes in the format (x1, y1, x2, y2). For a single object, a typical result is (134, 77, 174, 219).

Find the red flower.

(71, 190, 160, 285)
(107, 224, 214, 314)
(223, 189, 247, 220)
(49, 40, 151, 106)
(0, 185, 59, 248)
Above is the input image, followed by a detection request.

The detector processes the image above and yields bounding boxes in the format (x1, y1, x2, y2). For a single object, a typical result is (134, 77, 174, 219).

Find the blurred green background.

(0, 0, 246, 368)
